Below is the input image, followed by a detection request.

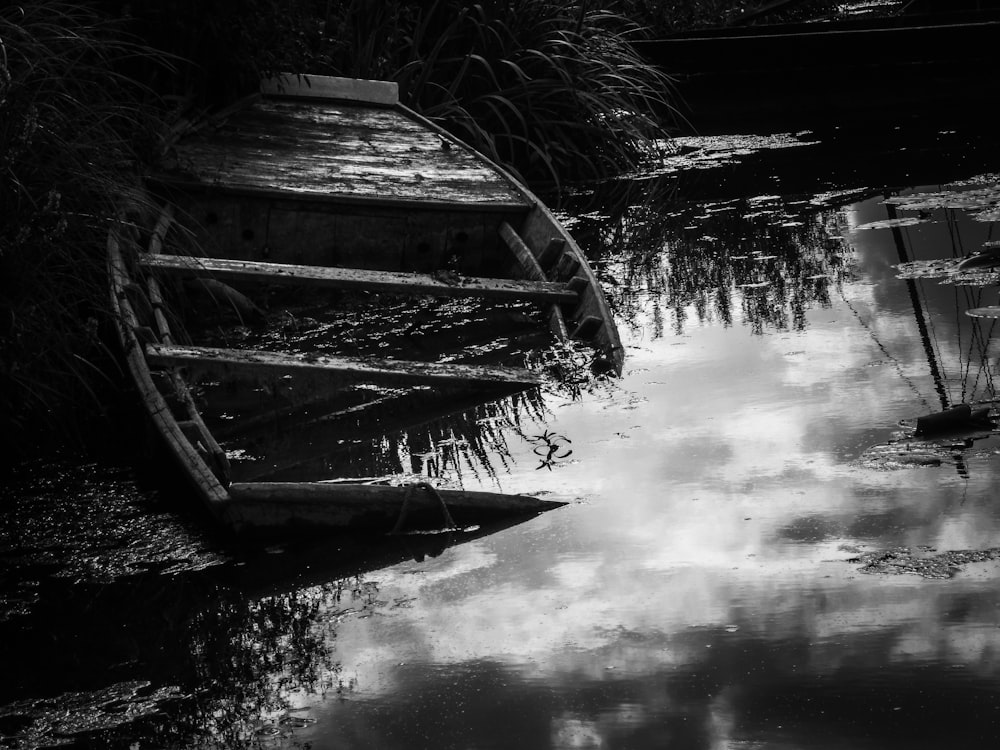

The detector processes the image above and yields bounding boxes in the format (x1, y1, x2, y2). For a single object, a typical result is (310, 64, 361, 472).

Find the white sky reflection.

(300, 190, 1000, 749)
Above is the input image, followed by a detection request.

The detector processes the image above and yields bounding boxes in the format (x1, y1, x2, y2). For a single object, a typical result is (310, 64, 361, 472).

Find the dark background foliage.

(0, 0, 872, 459)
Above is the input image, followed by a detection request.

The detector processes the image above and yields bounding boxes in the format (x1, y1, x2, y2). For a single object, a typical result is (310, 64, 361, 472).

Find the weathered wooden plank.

(164, 190, 523, 277)
(108, 231, 232, 511)
(146, 205, 176, 344)
(261, 74, 399, 105)
(538, 237, 566, 272)
(553, 252, 582, 281)
(169, 99, 529, 207)
(145, 343, 545, 388)
(158, 173, 528, 214)
(498, 222, 570, 341)
(144, 204, 232, 484)
(141, 254, 579, 303)
(499, 221, 546, 282)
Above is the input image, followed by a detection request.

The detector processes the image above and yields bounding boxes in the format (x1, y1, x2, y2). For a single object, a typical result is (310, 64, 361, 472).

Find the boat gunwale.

(107, 221, 234, 518)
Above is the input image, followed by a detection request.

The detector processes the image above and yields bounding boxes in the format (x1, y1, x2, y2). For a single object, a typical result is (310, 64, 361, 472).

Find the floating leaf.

(966, 306, 1000, 319)
(854, 216, 926, 230)
(973, 207, 1000, 222)
(956, 248, 1000, 270)
(883, 182, 1000, 216)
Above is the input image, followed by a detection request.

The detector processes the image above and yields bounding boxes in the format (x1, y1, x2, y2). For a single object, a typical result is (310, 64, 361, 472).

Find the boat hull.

(111, 74, 618, 540)
(224, 482, 566, 538)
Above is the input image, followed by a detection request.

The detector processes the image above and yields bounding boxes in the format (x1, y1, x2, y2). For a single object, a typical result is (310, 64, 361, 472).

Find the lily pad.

(895, 258, 957, 279)
(854, 216, 927, 230)
(883, 180, 1000, 220)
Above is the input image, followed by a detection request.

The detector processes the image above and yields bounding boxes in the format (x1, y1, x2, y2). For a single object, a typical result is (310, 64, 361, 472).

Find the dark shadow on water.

(0, 459, 554, 748)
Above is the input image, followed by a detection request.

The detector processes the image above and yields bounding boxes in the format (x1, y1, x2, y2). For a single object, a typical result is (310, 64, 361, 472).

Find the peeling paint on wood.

(167, 99, 528, 207)
(145, 343, 544, 388)
(141, 254, 580, 303)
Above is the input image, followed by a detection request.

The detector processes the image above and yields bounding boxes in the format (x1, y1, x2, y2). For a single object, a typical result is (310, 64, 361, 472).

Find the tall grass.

(322, 0, 676, 185)
(123, 0, 329, 105)
(0, 2, 167, 457)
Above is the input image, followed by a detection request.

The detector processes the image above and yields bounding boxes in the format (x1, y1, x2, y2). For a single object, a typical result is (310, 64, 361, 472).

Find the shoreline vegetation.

(0, 0, 850, 460)
(1, 3, 168, 459)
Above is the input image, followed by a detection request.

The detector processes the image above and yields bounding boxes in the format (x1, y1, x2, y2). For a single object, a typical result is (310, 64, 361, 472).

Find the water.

(5, 119, 1000, 748)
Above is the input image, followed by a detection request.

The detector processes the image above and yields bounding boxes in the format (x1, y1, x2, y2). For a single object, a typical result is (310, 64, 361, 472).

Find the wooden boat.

(635, 8, 1000, 131)
(109, 74, 622, 539)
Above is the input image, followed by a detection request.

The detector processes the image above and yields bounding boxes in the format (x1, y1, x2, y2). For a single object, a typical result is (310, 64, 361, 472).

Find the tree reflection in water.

(0, 555, 365, 747)
(1, 461, 549, 748)
(562, 176, 859, 339)
(174, 578, 357, 746)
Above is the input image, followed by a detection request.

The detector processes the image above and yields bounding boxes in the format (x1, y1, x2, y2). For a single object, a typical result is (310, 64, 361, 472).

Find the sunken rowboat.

(109, 74, 622, 539)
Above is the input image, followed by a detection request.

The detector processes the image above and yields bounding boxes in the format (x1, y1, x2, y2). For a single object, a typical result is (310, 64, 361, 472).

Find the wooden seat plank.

(168, 98, 530, 207)
(140, 254, 579, 304)
(145, 343, 544, 388)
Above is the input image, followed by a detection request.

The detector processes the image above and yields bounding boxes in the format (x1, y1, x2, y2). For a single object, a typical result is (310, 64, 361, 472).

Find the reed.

(0, 2, 167, 456)
(322, 0, 676, 185)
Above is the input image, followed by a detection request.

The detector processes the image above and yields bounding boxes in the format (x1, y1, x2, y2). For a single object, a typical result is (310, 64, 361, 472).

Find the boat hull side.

(225, 481, 566, 537)
(161, 187, 527, 278)
(520, 205, 625, 373)
(108, 227, 233, 518)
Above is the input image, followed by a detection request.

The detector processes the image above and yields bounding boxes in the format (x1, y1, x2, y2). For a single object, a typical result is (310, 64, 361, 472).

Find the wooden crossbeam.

(140, 254, 578, 304)
(145, 343, 544, 388)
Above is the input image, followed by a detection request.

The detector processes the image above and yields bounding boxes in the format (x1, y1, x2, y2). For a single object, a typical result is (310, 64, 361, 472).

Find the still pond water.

(4, 118, 1000, 748)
